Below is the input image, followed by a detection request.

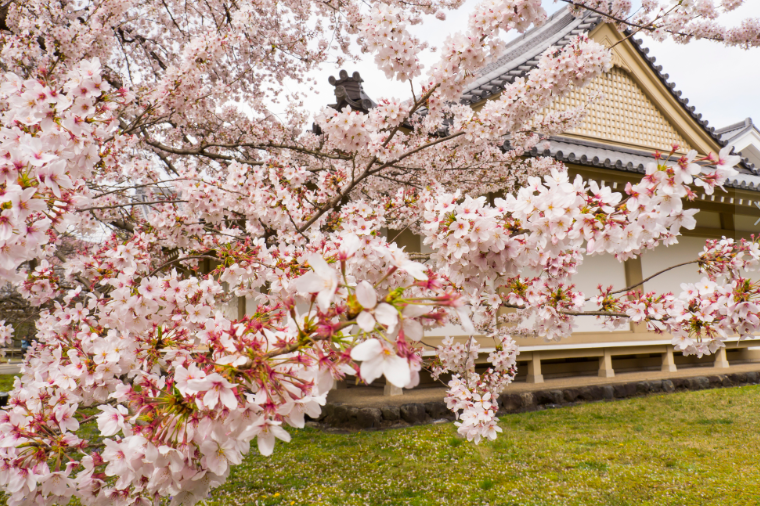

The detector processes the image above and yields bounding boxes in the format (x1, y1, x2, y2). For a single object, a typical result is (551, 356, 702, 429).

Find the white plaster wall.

(219, 295, 240, 321)
(572, 253, 629, 333)
(640, 236, 707, 296)
(735, 214, 760, 232)
(731, 129, 760, 168)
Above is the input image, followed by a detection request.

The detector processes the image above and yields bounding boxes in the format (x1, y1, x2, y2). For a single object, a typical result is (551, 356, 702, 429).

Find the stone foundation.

(312, 372, 759, 431)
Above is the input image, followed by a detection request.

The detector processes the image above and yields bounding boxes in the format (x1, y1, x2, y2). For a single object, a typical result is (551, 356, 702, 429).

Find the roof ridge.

(493, 6, 577, 57)
(714, 118, 752, 134)
(463, 6, 600, 102)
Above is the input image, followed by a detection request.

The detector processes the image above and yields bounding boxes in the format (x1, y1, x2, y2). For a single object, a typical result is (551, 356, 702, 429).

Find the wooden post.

(384, 384, 403, 396)
(598, 349, 615, 378)
(624, 257, 647, 334)
(526, 353, 544, 384)
(720, 212, 735, 240)
(714, 347, 729, 369)
(661, 345, 677, 372)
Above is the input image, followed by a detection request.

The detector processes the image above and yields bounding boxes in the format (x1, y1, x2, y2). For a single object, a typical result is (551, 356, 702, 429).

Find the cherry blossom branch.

(605, 260, 702, 297)
(147, 255, 219, 277)
(563, 0, 734, 45)
(76, 200, 187, 212)
(501, 303, 628, 318)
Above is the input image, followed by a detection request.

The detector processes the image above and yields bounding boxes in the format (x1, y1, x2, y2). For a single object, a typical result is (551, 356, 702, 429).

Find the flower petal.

(360, 355, 385, 384)
(355, 281, 377, 309)
(356, 311, 376, 332)
(350, 338, 382, 362)
(401, 260, 428, 280)
(316, 288, 335, 311)
(456, 306, 476, 335)
(374, 303, 399, 329)
(257, 432, 275, 456)
(307, 254, 333, 279)
(340, 234, 361, 257)
(271, 426, 291, 443)
(382, 354, 411, 388)
(293, 272, 324, 294)
(402, 318, 423, 341)
(403, 305, 432, 318)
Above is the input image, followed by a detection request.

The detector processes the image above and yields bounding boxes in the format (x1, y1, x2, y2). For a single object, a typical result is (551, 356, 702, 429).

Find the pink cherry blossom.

(294, 255, 340, 311)
(355, 280, 399, 332)
(96, 405, 130, 436)
(0, 0, 756, 503)
(350, 338, 411, 388)
(187, 373, 238, 410)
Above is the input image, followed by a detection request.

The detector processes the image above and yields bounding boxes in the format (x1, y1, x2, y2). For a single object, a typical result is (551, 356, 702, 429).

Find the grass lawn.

(207, 385, 760, 506)
(2, 375, 759, 505)
(0, 374, 17, 392)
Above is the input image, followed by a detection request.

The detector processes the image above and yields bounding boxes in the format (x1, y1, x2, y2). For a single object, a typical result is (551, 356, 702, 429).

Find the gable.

(463, 8, 725, 160)
(549, 66, 693, 154)
(580, 23, 720, 156)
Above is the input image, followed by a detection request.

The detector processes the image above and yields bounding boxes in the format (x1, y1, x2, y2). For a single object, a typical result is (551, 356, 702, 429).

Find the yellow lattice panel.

(548, 67, 691, 153)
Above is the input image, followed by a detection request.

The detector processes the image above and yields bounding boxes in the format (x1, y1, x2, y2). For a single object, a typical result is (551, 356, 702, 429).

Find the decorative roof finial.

(327, 70, 376, 113)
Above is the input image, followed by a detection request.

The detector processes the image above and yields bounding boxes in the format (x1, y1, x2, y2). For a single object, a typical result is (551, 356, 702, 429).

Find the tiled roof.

(462, 5, 759, 184)
(462, 8, 599, 104)
(716, 117, 759, 144)
(529, 137, 760, 192)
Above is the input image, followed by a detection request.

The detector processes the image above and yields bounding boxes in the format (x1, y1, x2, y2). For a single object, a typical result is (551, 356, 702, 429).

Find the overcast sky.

(284, 1, 760, 132)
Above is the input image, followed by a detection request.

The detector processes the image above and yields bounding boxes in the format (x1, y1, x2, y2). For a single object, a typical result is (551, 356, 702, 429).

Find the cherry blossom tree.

(0, 0, 758, 504)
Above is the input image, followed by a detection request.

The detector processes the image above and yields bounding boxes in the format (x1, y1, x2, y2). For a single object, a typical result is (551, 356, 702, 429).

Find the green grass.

(2, 375, 759, 505)
(204, 385, 760, 506)
(0, 374, 18, 392)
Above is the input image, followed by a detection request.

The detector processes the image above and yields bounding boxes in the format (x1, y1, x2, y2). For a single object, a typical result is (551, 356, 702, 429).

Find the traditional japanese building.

(435, 6, 760, 384)
(717, 118, 760, 168)
(229, 7, 760, 392)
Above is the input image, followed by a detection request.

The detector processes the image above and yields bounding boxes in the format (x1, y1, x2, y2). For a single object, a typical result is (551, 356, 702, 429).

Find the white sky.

(282, 1, 760, 133)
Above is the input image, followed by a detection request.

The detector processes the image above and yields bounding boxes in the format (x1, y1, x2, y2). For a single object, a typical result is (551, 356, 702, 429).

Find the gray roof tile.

(531, 137, 760, 192)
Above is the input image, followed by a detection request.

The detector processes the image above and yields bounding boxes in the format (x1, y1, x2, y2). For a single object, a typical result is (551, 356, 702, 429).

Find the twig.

(76, 200, 186, 212)
(606, 260, 700, 297)
(147, 255, 218, 277)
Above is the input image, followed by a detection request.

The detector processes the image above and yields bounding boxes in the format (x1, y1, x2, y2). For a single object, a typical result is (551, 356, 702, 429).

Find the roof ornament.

(327, 70, 377, 113)
(312, 70, 377, 135)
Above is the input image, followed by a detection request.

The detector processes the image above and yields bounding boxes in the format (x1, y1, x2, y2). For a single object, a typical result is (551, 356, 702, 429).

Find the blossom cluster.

(589, 237, 760, 356)
(569, 0, 760, 47)
(433, 328, 519, 443)
(0, 0, 758, 503)
(360, 4, 425, 81)
(427, 0, 547, 102)
(0, 59, 130, 282)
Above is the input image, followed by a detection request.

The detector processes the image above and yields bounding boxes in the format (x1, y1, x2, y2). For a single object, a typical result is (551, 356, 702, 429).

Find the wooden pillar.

(661, 345, 677, 373)
(598, 349, 615, 378)
(720, 212, 735, 240)
(526, 353, 544, 384)
(714, 347, 729, 369)
(237, 296, 247, 320)
(384, 384, 403, 396)
(623, 257, 647, 334)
